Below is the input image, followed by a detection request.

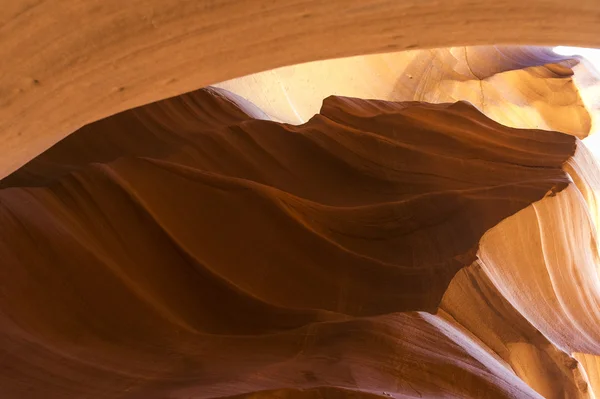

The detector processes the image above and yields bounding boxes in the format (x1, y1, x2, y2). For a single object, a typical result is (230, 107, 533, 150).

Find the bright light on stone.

(554, 46, 600, 154)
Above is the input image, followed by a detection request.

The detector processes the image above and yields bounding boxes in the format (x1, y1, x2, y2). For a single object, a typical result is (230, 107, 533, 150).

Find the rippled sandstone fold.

(216, 46, 598, 139)
(0, 87, 578, 398)
(478, 142, 600, 356)
(2, 2, 600, 180)
(440, 263, 591, 398)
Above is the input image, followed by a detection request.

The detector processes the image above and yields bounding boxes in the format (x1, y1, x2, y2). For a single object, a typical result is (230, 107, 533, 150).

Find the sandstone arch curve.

(1, 0, 600, 177)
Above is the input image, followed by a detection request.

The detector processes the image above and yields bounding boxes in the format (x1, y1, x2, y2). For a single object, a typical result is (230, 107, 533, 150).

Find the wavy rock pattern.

(479, 143, 600, 356)
(216, 46, 598, 139)
(440, 263, 590, 399)
(216, 51, 600, 399)
(0, 85, 582, 398)
(2, 1, 600, 180)
(575, 353, 600, 397)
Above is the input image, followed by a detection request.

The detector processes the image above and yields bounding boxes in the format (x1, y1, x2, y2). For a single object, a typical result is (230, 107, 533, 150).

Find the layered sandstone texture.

(2, 4, 600, 397)
(0, 85, 582, 398)
(1, 1, 600, 179)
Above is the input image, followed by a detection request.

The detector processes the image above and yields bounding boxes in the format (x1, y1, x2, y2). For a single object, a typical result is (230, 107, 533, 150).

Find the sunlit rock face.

(1, 45, 600, 399)
(0, 87, 577, 399)
(216, 46, 596, 138)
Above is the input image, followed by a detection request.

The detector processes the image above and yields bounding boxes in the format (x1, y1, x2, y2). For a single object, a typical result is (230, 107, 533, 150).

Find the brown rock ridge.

(0, 88, 576, 398)
(217, 46, 596, 138)
(1, 2, 600, 179)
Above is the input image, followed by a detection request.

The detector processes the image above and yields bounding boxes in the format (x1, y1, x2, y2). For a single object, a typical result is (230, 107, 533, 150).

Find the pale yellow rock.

(216, 47, 595, 139)
(575, 353, 600, 399)
(479, 143, 600, 356)
(440, 263, 590, 398)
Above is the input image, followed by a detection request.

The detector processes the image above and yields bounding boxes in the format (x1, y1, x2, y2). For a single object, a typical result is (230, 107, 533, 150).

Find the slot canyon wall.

(2, 0, 600, 179)
(3, 2, 600, 399)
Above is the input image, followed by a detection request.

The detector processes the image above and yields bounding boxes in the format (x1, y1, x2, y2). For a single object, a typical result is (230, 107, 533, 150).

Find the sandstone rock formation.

(3, 3, 600, 396)
(2, 1, 600, 179)
(2, 80, 598, 397)
(216, 46, 596, 138)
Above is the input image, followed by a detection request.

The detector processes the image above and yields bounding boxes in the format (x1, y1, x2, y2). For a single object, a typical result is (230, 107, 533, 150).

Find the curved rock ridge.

(572, 58, 600, 135)
(575, 353, 600, 398)
(440, 263, 591, 399)
(479, 142, 600, 355)
(216, 46, 597, 139)
(472, 140, 600, 398)
(2, 1, 600, 180)
(0, 88, 577, 398)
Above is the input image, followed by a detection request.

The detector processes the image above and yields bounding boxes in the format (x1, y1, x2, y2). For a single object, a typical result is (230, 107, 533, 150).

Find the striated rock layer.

(0, 87, 582, 398)
(216, 46, 599, 139)
(2, 1, 600, 180)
